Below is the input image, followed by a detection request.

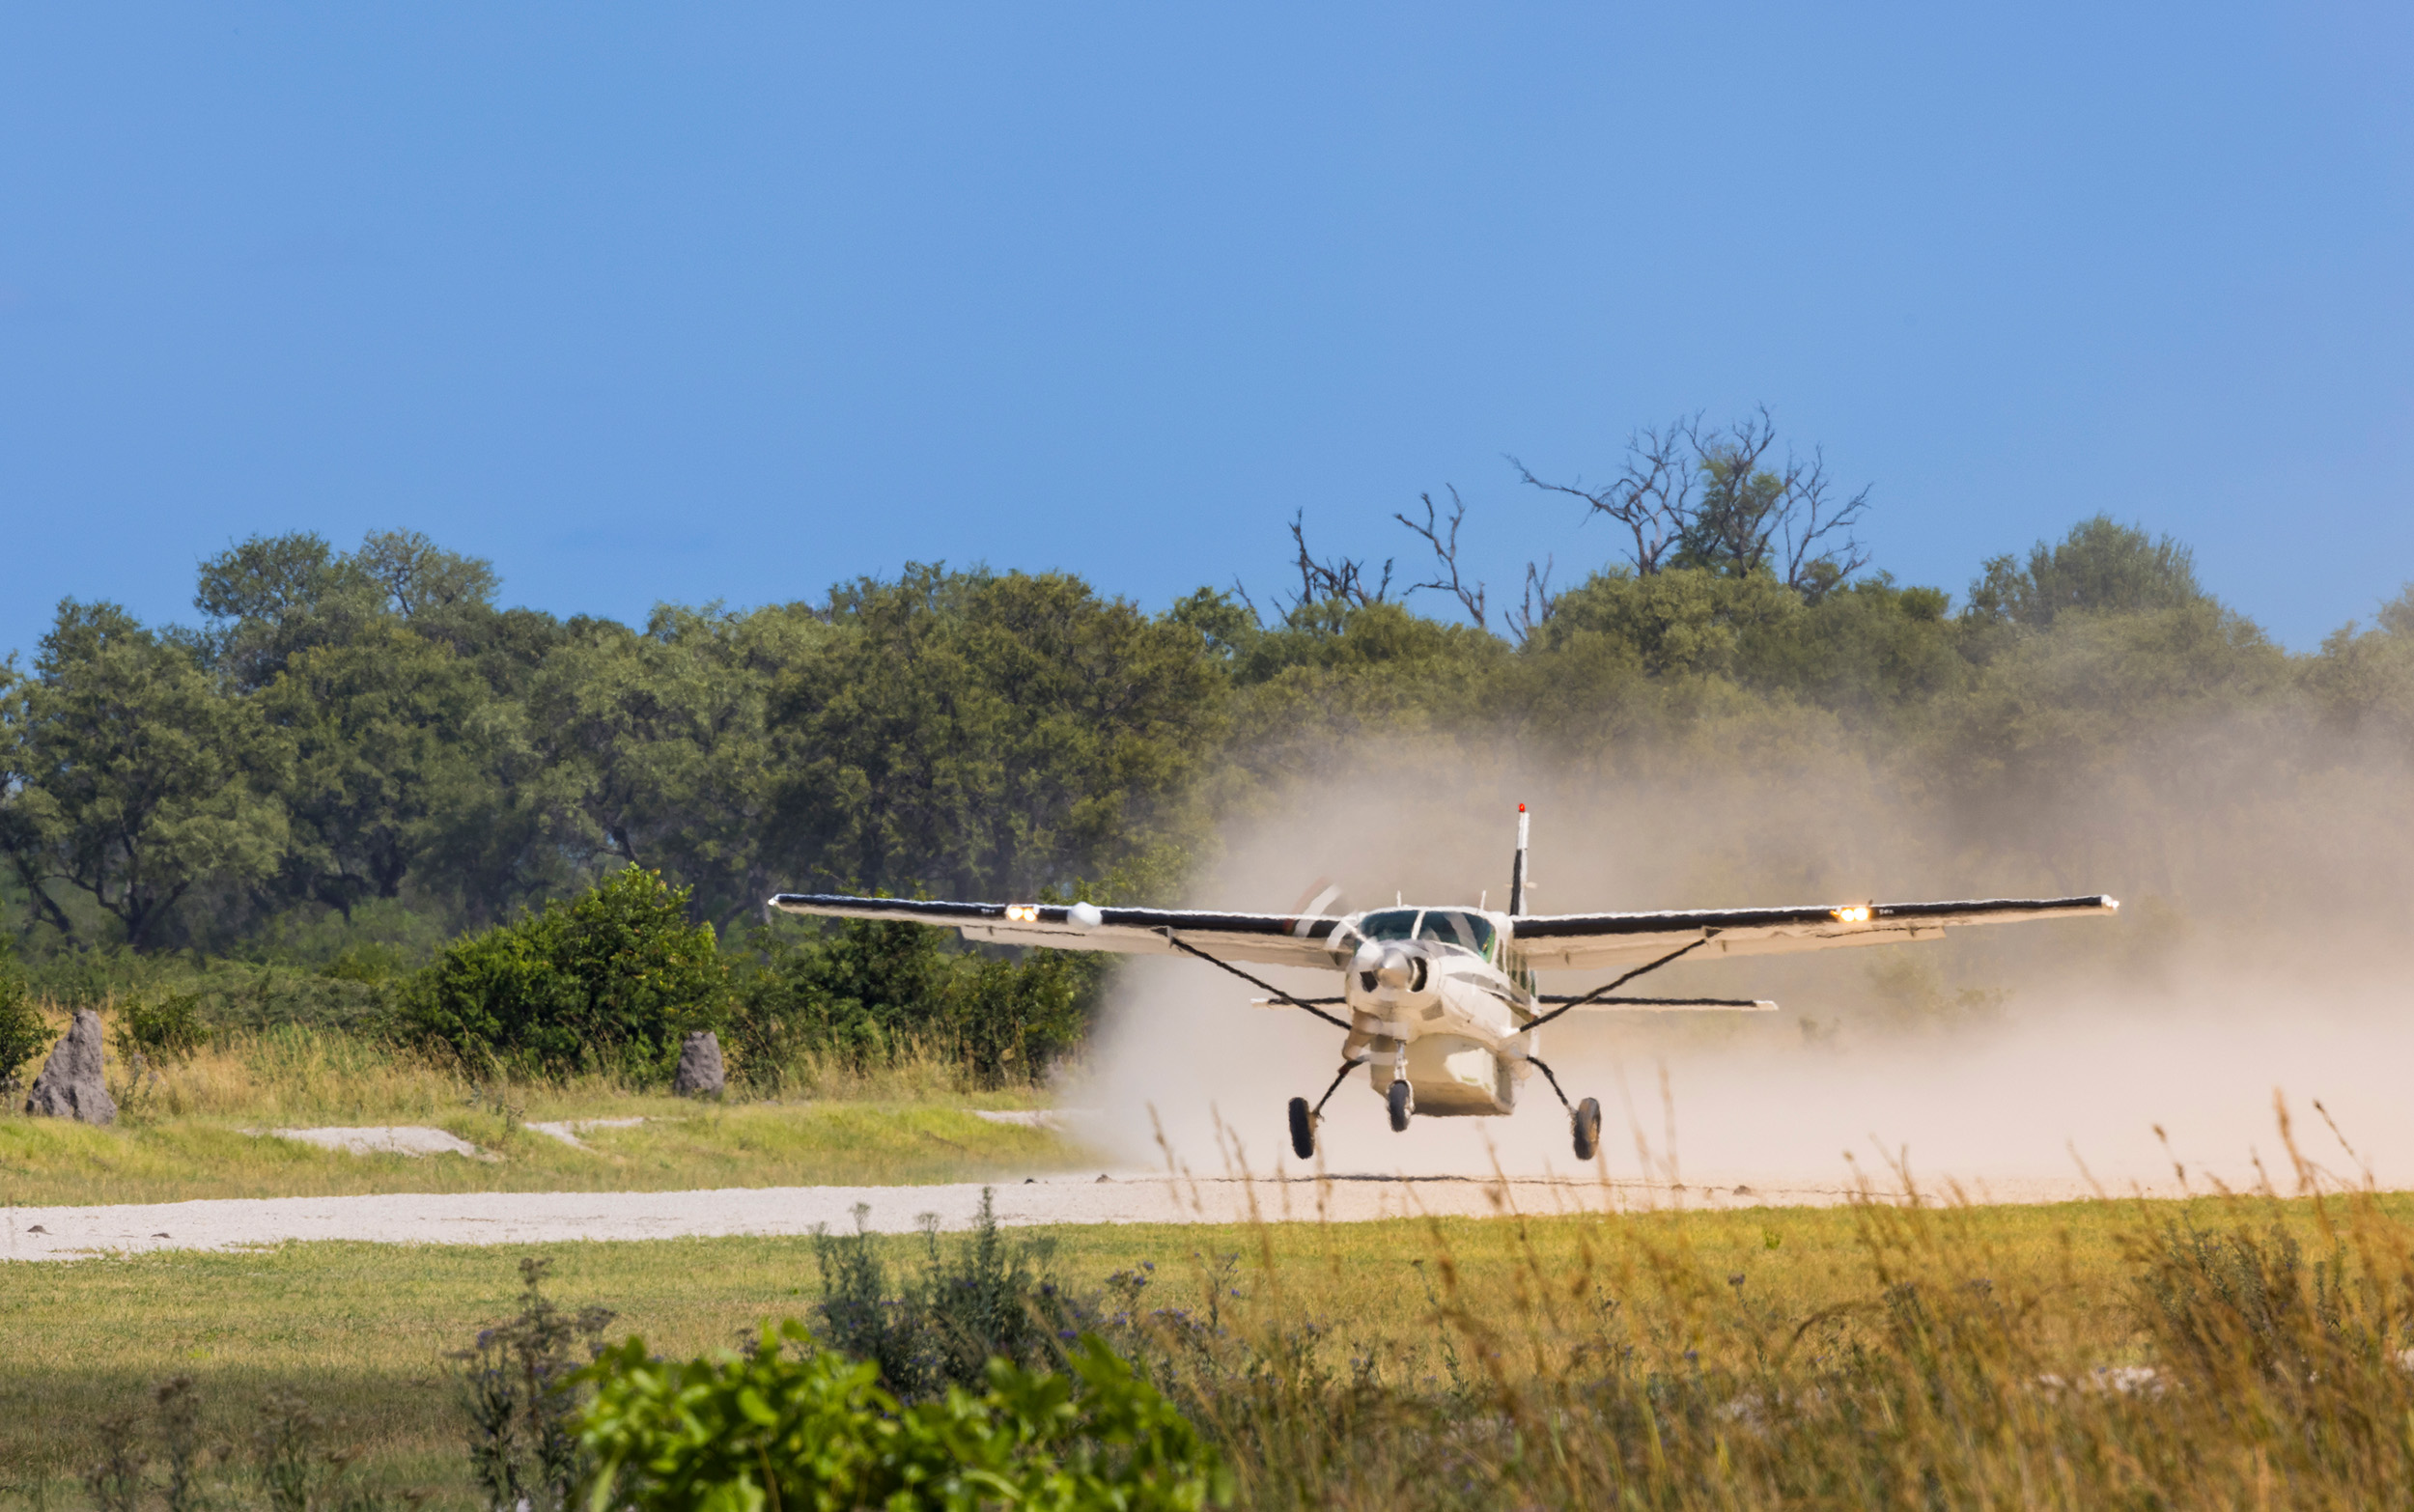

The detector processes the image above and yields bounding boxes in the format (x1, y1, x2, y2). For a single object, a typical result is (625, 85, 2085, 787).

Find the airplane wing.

(766, 893, 1351, 970)
(1510, 894, 2118, 972)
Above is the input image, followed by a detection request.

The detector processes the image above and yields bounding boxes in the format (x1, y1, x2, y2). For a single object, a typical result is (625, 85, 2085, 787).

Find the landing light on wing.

(1004, 904, 1040, 923)
(1831, 906, 1871, 924)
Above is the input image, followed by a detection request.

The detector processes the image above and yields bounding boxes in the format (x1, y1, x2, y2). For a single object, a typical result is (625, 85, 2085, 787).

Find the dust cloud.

(1063, 728, 2414, 1198)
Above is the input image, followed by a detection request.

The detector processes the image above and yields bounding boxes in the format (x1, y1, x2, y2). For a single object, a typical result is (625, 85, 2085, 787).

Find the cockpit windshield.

(1354, 908, 1498, 957)
(1358, 909, 1420, 940)
(1418, 910, 1497, 955)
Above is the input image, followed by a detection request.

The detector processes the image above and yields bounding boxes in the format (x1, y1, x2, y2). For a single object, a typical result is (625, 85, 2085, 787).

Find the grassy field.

(4, 1182, 2401, 1509)
(13, 1012, 2413, 1506)
(0, 1024, 1083, 1204)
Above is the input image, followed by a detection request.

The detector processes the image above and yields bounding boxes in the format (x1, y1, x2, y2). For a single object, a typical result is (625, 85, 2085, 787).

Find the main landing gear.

(1288, 1054, 1373, 1161)
(1288, 1097, 1315, 1160)
(1285, 1056, 1599, 1163)
(1531, 1055, 1605, 1162)
(1572, 1097, 1602, 1162)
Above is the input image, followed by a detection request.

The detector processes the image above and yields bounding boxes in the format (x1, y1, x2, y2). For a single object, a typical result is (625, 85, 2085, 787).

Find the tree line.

(5, 414, 2410, 979)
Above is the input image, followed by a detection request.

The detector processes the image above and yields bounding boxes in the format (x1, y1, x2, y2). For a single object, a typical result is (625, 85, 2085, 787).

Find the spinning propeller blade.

(1288, 877, 1348, 936)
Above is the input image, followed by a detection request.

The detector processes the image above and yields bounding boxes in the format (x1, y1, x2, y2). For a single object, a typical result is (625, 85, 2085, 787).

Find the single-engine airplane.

(771, 808, 2117, 1162)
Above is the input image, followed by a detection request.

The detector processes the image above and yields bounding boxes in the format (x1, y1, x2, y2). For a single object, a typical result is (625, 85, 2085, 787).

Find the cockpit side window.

(1359, 909, 1420, 940)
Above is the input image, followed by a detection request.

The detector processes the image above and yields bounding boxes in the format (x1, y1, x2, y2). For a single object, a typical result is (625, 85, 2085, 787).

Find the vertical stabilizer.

(1509, 804, 1530, 916)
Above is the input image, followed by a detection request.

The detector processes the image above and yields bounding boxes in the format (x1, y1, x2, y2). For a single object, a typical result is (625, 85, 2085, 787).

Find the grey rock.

(25, 1009, 116, 1125)
(671, 1030, 725, 1098)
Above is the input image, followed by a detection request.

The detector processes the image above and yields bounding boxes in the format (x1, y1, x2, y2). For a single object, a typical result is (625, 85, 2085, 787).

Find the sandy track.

(0, 1170, 2186, 1263)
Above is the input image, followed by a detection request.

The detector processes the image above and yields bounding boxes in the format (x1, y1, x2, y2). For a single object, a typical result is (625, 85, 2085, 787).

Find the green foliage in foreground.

(23, 1184, 2414, 1509)
(581, 1326, 1228, 1512)
(403, 868, 725, 1081)
(809, 1192, 1079, 1402)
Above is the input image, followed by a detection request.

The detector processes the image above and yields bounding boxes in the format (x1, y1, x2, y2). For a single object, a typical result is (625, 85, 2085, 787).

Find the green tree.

(1541, 567, 1802, 680)
(190, 531, 385, 692)
(767, 567, 1221, 901)
(1222, 599, 1506, 783)
(536, 602, 831, 929)
(352, 527, 502, 653)
(1964, 515, 2206, 628)
(2305, 585, 2414, 742)
(259, 625, 495, 920)
(0, 602, 289, 946)
(407, 604, 594, 929)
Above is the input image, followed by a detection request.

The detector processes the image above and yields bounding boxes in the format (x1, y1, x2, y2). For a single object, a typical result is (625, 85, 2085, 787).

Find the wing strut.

(1523, 937, 1713, 1032)
(1312, 1055, 1370, 1115)
(1526, 1054, 1574, 1112)
(1161, 931, 1353, 1030)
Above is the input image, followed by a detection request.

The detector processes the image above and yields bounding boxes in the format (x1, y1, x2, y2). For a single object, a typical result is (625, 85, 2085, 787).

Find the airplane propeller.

(1287, 876, 1349, 937)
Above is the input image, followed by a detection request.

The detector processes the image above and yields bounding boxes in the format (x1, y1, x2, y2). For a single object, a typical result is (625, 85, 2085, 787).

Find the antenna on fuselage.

(1509, 803, 1530, 916)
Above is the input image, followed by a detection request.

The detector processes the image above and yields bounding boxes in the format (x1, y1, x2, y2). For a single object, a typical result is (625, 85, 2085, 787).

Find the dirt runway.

(0, 1168, 2210, 1263)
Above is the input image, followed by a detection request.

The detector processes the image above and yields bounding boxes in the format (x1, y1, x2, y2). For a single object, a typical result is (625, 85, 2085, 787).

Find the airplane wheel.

(1572, 1097, 1603, 1162)
(1388, 1079, 1413, 1133)
(1288, 1097, 1315, 1161)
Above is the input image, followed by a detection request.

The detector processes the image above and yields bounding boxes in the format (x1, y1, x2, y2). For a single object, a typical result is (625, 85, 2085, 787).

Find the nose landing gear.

(1387, 1078, 1414, 1133)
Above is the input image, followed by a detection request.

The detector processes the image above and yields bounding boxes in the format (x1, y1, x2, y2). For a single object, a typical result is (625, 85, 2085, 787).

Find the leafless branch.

(1775, 448, 1871, 593)
(1510, 415, 1700, 576)
(1521, 406, 1870, 597)
(1394, 487, 1488, 630)
(1507, 555, 1557, 648)
(1283, 510, 1394, 617)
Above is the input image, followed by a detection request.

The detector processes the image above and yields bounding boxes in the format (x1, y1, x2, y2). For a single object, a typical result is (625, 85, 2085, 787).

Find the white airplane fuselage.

(1332, 908, 1536, 1117)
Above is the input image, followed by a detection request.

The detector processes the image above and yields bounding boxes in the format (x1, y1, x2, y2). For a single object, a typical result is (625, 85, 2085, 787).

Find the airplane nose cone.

(1351, 939, 1418, 992)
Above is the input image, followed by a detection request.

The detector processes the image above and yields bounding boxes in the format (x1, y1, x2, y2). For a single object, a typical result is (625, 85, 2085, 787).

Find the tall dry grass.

(11, 998, 1032, 1127)
(5, 1130, 2412, 1508)
(1090, 1107, 2414, 1509)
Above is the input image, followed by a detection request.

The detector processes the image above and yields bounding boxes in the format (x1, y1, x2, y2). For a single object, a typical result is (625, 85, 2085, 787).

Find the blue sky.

(4, 4, 2408, 657)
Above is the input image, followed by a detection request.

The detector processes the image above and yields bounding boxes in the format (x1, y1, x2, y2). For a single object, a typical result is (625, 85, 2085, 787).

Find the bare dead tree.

(1506, 555, 1556, 647)
(1686, 408, 1869, 593)
(1518, 407, 1869, 596)
(1281, 509, 1395, 618)
(1682, 408, 1782, 575)
(1511, 417, 1699, 577)
(1773, 448, 1871, 593)
(1394, 487, 1488, 631)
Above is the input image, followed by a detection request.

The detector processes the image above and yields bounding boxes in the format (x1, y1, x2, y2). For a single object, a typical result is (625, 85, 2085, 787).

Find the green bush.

(454, 1257, 616, 1512)
(812, 1190, 1076, 1401)
(115, 992, 208, 1062)
(403, 868, 726, 1081)
(0, 941, 47, 1089)
(580, 1324, 1228, 1512)
(728, 918, 1102, 1087)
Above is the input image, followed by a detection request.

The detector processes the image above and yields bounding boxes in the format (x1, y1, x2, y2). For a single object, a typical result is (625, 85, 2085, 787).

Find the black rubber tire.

(1388, 1078, 1413, 1133)
(1572, 1096, 1603, 1162)
(1288, 1097, 1315, 1161)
